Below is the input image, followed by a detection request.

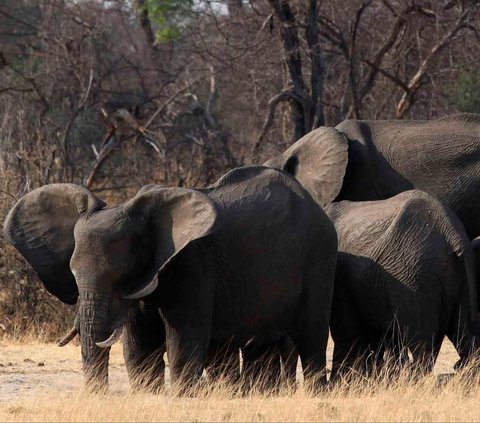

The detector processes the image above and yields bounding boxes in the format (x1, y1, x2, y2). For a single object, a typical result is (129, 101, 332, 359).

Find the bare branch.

(358, 3, 417, 102)
(144, 77, 207, 130)
(361, 59, 409, 91)
(345, 0, 372, 118)
(254, 86, 294, 154)
(85, 128, 119, 189)
(62, 69, 94, 164)
(396, 10, 470, 117)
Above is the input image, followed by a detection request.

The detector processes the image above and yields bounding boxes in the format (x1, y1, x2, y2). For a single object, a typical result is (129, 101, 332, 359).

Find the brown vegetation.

(1, 3, 480, 421)
(0, 0, 479, 340)
(0, 5, 479, 423)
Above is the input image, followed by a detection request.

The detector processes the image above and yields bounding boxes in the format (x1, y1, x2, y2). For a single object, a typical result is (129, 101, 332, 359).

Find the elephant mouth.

(96, 327, 123, 348)
(57, 312, 127, 349)
(94, 311, 130, 348)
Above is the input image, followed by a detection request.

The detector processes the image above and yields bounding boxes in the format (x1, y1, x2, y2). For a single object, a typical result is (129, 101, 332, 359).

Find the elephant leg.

(242, 341, 282, 394)
(447, 290, 480, 371)
(279, 337, 298, 388)
(165, 331, 209, 393)
(406, 302, 445, 377)
(205, 340, 240, 385)
(293, 250, 335, 392)
(372, 327, 410, 381)
(329, 275, 372, 384)
(293, 317, 329, 392)
(409, 337, 442, 378)
(123, 303, 166, 393)
(159, 249, 215, 395)
(161, 305, 212, 394)
(364, 337, 385, 379)
(331, 337, 371, 384)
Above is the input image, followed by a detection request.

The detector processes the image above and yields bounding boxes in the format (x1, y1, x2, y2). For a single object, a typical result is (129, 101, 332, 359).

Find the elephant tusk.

(123, 277, 158, 300)
(96, 327, 123, 348)
(57, 327, 78, 347)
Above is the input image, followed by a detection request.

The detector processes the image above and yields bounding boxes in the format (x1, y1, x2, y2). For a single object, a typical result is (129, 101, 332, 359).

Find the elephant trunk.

(78, 291, 111, 392)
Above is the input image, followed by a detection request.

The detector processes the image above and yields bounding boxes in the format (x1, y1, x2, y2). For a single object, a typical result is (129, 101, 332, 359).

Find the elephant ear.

(472, 237, 480, 262)
(3, 184, 106, 305)
(122, 186, 218, 299)
(264, 127, 348, 206)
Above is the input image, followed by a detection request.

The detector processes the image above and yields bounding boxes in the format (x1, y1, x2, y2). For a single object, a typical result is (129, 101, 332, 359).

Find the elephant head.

(3, 183, 218, 390)
(264, 127, 348, 207)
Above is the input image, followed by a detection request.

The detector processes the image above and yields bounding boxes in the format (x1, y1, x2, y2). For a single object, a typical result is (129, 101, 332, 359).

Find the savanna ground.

(1, 336, 479, 422)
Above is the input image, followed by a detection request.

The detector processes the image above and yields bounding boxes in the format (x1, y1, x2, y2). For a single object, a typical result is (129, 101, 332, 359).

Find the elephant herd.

(4, 112, 480, 394)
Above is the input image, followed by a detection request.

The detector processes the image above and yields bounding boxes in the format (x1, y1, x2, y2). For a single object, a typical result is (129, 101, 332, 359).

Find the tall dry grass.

(1, 340, 480, 422)
(2, 368, 480, 422)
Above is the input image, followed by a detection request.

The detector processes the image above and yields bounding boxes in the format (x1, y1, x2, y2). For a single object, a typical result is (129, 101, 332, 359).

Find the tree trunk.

(268, 0, 310, 141)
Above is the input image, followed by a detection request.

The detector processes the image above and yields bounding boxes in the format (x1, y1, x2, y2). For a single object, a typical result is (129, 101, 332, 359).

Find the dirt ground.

(0, 337, 459, 402)
(0, 340, 128, 401)
(2, 338, 478, 422)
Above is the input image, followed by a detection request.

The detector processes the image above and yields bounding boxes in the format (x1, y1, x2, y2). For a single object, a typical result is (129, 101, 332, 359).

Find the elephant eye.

(283, 155, 299, 177)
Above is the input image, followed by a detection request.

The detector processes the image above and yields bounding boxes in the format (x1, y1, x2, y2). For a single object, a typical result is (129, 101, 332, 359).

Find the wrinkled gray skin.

(4, 165, 337, 392)
(266, 113, 480, 240)
(324, 190, 480, 380)
(263, 113, 480, 381)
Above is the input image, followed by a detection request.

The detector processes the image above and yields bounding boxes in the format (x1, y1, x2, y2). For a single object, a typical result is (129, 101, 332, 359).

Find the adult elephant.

(325, 190, 480, 380)
(4, 165, 337, 392)
(265, 113, 480, 239)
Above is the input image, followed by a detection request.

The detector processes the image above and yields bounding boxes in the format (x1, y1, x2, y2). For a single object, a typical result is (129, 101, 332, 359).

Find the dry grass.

(2, 371, 480, 422)
(1, 338, 479, 422)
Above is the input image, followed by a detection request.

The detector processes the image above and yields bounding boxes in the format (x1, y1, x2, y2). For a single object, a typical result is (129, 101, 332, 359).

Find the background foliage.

(0, 0, 479, 339)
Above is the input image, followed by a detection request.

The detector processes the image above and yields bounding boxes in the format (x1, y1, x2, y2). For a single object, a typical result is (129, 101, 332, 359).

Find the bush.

(450, 69, 480, 114)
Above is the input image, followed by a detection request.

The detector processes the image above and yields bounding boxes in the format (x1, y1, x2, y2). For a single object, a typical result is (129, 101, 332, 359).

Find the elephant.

(323, 190, 480, 380)
(3, 165, 337, 392)
(265, 113, 480, 239)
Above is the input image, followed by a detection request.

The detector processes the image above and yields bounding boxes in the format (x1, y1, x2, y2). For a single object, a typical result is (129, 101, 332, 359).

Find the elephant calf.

(325, 190, 480, 380)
